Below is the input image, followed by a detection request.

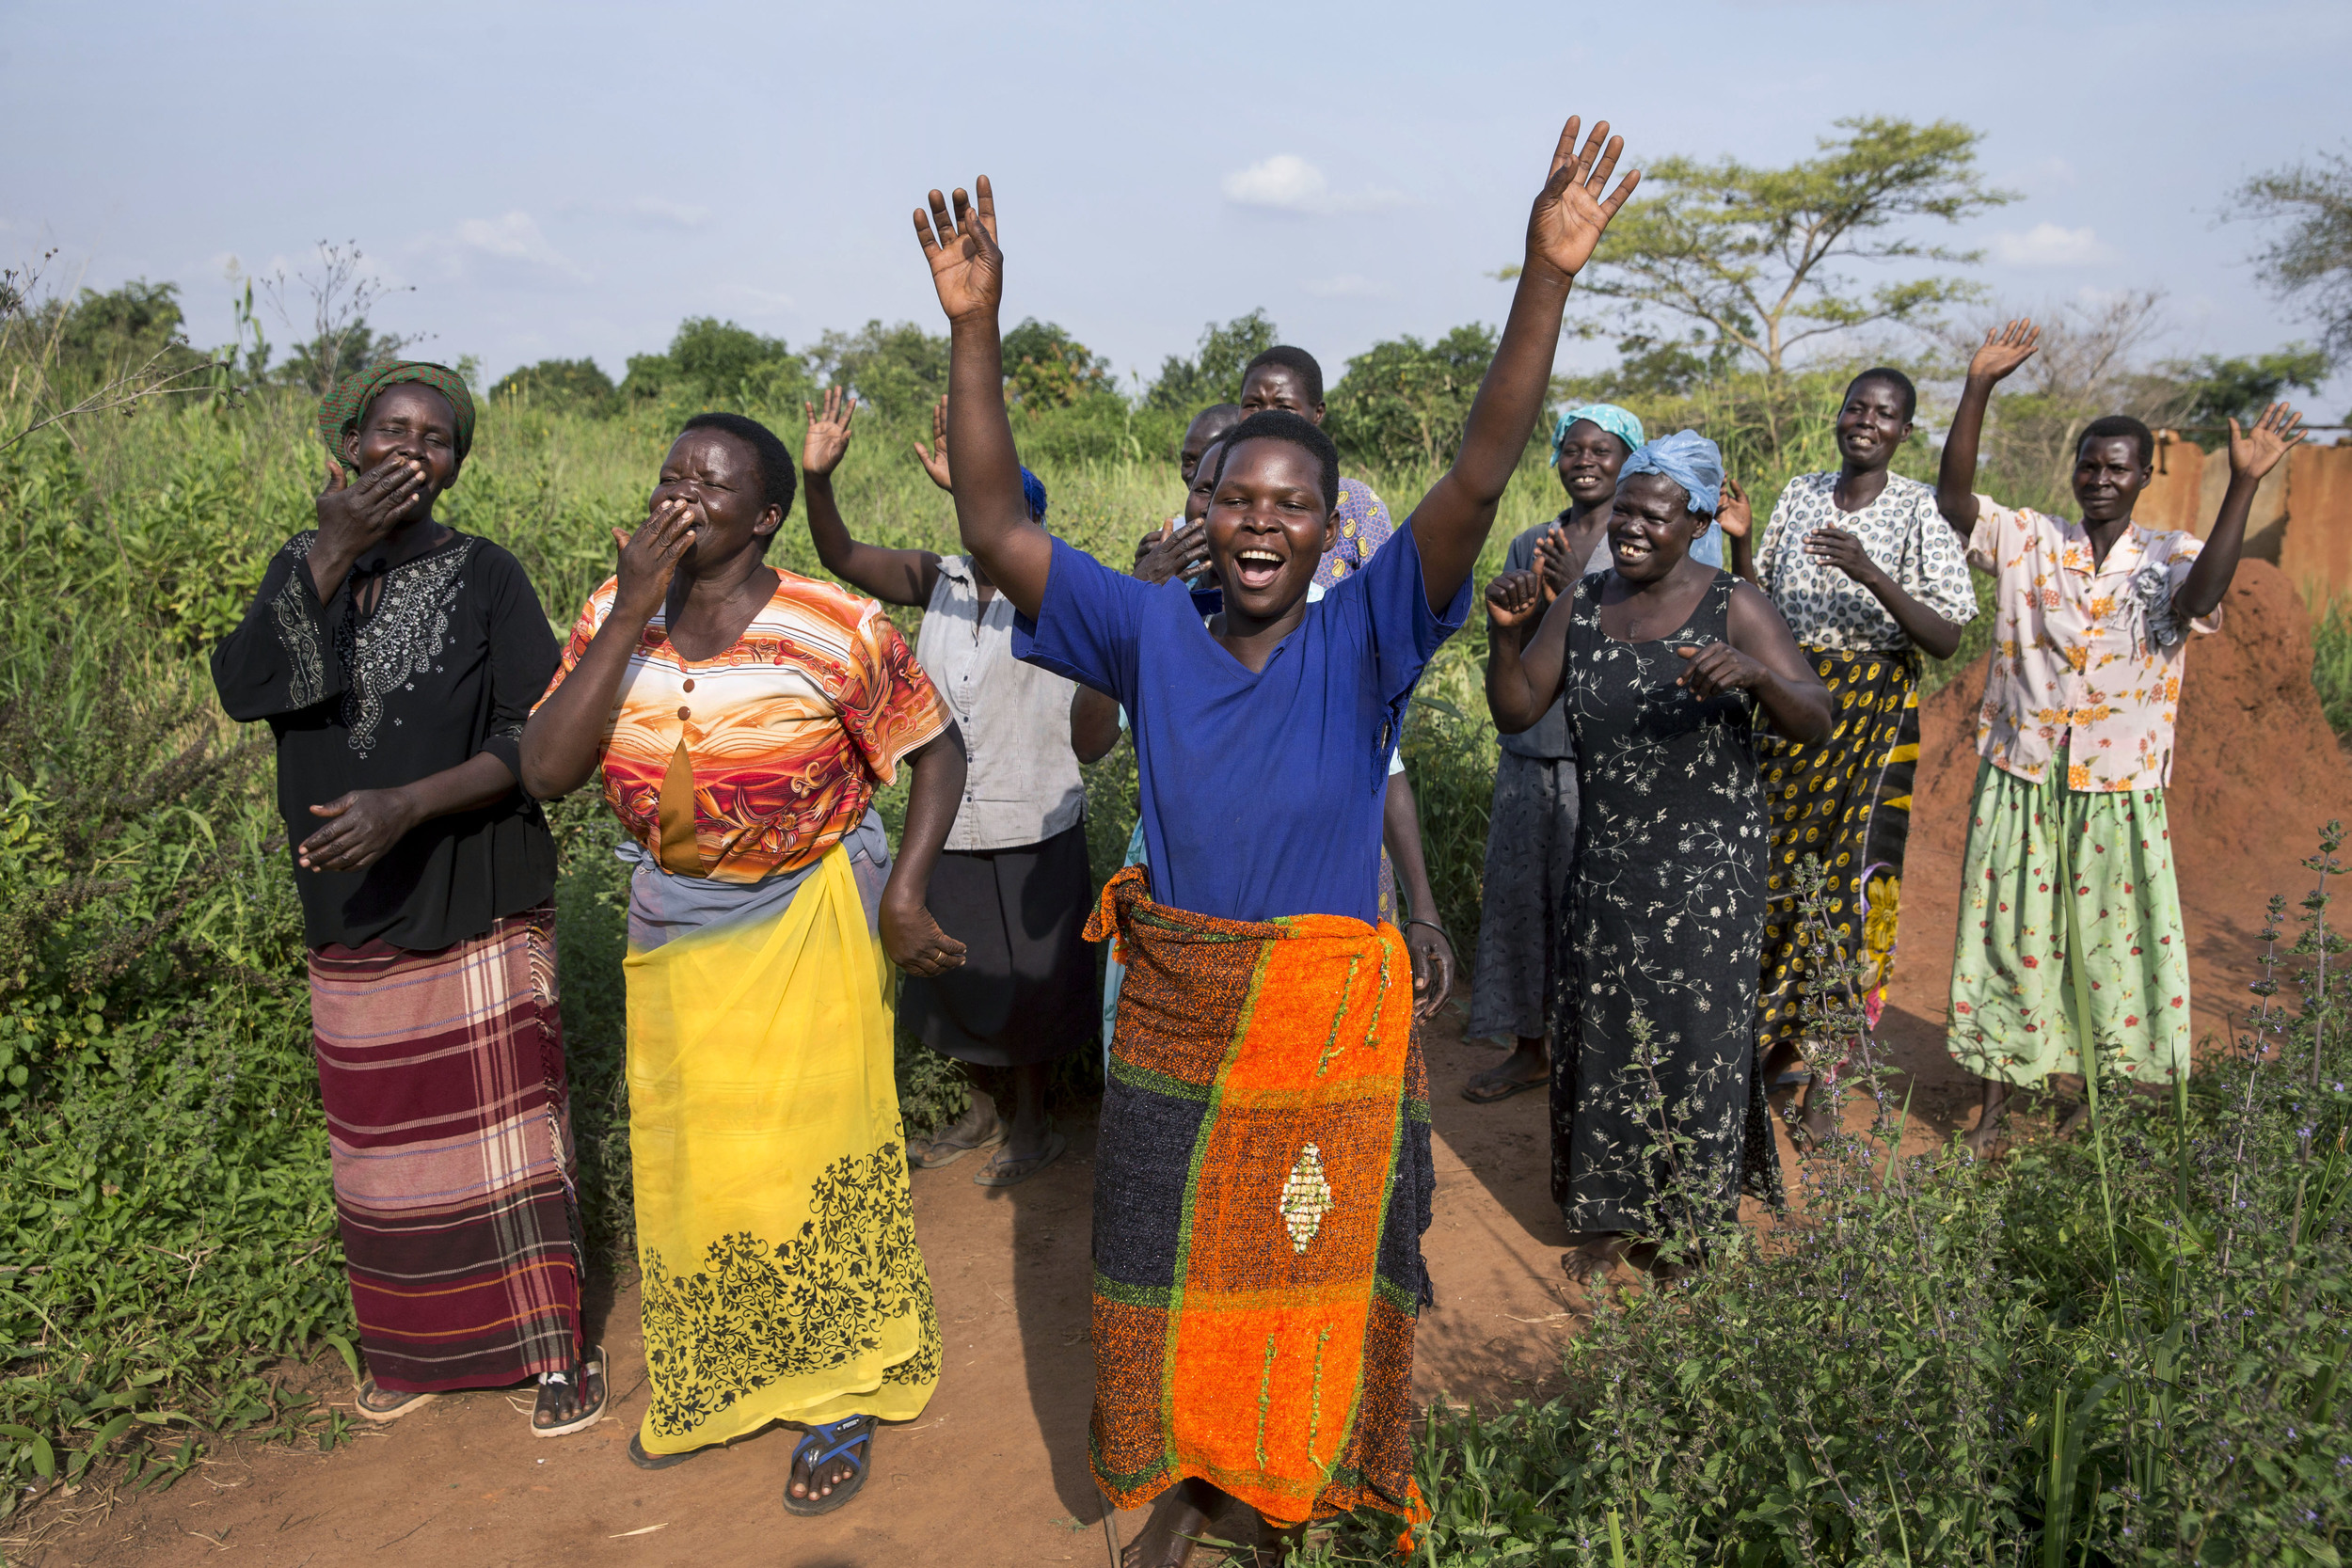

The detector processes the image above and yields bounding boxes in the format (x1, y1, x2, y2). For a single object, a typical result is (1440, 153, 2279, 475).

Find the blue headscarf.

(1620, 430, 1724, 516)
(1021, 467, 1048, 525)
(1619, 430, 1725, 567)
(1550, 403, 1644, 459)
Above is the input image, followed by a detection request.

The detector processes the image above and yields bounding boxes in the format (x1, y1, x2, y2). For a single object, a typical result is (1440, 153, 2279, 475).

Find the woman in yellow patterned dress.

(521, 412, 969, 1516)
(1722, 368, 1977, 1145)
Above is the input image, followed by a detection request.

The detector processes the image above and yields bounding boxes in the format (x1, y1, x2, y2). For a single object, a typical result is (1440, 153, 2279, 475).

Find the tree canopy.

(2235, 146, 2352, 364)
(1146, 309, 1279, 414)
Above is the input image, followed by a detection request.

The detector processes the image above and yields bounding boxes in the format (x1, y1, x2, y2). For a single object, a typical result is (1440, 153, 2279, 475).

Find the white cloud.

(1221, 155, 1404, 216)
(1990, 222, 2113, 267)
(628, 198, 712, 230)
(1305, 273, 1394, 300)
(409, 211, 586, 283)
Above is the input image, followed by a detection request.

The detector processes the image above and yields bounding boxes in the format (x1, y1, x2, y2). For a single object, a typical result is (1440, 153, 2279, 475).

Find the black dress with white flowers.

(1550, 571, 1782, 1236)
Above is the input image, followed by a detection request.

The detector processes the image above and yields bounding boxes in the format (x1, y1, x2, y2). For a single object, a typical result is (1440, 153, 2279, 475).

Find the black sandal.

(532, 1344, 608, 1437)
(628, 1433, 712, 1471)
(353, 1381, 437, 1422)
(782, 1415, 875, 1516)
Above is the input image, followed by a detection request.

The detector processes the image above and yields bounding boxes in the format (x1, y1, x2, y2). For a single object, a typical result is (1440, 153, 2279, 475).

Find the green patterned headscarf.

(316, 360, 477, 462)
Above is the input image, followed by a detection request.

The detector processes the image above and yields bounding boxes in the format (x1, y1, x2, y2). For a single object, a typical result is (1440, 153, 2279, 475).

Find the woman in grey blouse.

(800, 390, 1110, 1185)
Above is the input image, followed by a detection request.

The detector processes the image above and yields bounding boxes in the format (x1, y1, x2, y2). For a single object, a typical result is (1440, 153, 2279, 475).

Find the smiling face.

(1835, 375, 1915, 472)
(654, 429, 783, 568)
(1238, 364, 1325, 427)
(1554, 420, 1630, 509)
(1608, 473, 1708, 584)
(1205, 436, 1333, 620)
(342, 384, 463, 525)
(2072, 435, 2152, 525)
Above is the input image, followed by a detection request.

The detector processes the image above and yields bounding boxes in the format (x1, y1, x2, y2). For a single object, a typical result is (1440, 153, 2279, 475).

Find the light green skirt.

(1945, 751, 2192, 1087)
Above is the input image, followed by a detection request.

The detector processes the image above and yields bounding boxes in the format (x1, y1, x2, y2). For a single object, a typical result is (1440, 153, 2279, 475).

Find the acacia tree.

(2233, 146, 2352, 362)
(1512, 118, 2012, 374)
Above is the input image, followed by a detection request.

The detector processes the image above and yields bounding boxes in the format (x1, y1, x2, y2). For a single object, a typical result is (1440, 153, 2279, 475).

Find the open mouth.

(1233, 547, 1283, 591)
(1611, 534, 1655, 565)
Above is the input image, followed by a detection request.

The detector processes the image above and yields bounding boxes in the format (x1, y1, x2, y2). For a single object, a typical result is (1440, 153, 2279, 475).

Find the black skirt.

(900, 819, 1096, 1068)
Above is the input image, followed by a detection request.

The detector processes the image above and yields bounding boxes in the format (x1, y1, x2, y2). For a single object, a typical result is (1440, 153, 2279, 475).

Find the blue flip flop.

(782, 1414, 876, 1516)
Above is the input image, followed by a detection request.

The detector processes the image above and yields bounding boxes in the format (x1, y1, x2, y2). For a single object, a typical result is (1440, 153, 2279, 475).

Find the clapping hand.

(1532, 527, 1575, 603)
(914, 178, 1004, 324)
(1715, 478, 1753, 541)
(1523, 116, 1642, 283)
(1803, 525, 1882, 587)
(1676, 641, 1768, 701)
(1135, 517, 1209, 586)
(1968, 320, 2041, 384)
(2228, 401, 2307, 483)
(802, 387, 859, 479)
(912, 394, 954, 492)
(1486, 569, 1546, 628)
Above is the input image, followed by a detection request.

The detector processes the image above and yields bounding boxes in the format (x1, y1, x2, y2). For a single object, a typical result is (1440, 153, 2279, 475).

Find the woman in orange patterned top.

(521, 412, 968, 1518)
(1936, 321, 2305, 1157)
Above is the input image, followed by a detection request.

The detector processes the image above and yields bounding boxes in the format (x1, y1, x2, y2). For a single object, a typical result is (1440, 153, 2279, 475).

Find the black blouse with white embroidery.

(210, 529, 560, 952)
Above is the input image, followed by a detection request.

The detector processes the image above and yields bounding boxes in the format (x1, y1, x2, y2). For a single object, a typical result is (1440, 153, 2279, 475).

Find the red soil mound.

(1893, 558, 2352, 1069)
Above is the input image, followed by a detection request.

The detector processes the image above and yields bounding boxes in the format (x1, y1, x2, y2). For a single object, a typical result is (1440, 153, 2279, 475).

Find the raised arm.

(1484, 569, 1574, 734)
(802, 387, 941, 607)
(1938, 321, 2040, 539)
(1717, 480, 1760, 587)
(2176, 402, 2304, 619)
(1410, 117, 1640, 608)
(914, 178, 1053, 620)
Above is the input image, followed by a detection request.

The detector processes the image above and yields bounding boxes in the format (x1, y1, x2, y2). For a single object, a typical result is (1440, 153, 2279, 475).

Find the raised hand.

(913, 178, 1003, 324)
(315, 453, 428, 555)
(1716, 478, 1753, 540)
(912, 394, 954, 492)
(1524, 117, 1642, 283)
(881, 897, 967, 977)
(1968, 320, 2040, 384)
(1135, 517, 1209, 586)
(1486, 568, 1545, 627)
(2228, 401, 2307, 483)
(802, 387, 859, 478)
(298, 788, 419, 873)
(612, 498, 696, 620)
(1802, 525, 1883, 587)
(1532, 527, 1575, 603)
(1676, 641, 1769, 701)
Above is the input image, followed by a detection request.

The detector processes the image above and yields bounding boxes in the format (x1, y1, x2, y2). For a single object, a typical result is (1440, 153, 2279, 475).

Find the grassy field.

(1, 385, 2344, 1563)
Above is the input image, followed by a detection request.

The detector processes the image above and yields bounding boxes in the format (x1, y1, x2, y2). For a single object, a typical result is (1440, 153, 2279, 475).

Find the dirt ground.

(22, 562, 2351, 1568)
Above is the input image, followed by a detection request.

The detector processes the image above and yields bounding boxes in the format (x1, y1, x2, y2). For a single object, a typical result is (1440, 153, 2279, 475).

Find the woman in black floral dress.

(1486, 432, 1831, 1278)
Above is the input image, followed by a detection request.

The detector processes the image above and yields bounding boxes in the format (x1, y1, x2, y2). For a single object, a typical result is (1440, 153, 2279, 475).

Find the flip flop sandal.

(353, 1381, 437, 1422)
(973, 1126, 1068, 1188)
(628, 1433, 713, 1471)
(532, 1343, 609, 1438)
(782, 1415, 875, 1516)
(911, 1112, 1008, 1170)
(1460, 1073, 1545, 1104)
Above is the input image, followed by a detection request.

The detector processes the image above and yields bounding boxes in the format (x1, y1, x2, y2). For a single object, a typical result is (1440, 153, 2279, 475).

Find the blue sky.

(7, 0, 2347, 412)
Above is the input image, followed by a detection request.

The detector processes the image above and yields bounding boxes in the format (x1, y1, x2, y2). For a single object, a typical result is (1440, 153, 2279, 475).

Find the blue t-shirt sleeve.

(1012, 535, 1151, 702)
(1334, 517, 1470, 706)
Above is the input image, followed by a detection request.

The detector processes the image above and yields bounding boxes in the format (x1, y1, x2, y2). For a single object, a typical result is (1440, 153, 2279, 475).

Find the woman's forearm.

(1729, 528, 1761, 588)
(2176, 470, 2257, 619)
(518, 611, 648, 799)
(805, 472, 936, 607)
(1382, 772, 1438, 924)
(1937, 377, 1994, 534)
(400, 752, 519, 821)
(882, 723, 967, 914)
(1752, 671, 1833, 743)
(1864, 576, 1966, 661)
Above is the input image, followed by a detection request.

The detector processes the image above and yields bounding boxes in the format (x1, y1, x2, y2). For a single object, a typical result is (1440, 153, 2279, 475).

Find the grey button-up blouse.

(915, 555, 1086, 852)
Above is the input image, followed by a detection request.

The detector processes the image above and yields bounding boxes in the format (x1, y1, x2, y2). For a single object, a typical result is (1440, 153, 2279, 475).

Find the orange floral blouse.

(540, 572, 949, 883)
(1965, 495, 2217, 794)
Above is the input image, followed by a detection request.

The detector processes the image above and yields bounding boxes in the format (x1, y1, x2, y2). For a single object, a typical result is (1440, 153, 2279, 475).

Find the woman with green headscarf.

(209, 362, 605, 1436)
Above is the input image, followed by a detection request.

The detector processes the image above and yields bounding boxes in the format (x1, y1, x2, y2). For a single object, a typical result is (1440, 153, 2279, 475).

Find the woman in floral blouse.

(1937, 320, 2305, 1156)
(1722, 368, 1978, 1145)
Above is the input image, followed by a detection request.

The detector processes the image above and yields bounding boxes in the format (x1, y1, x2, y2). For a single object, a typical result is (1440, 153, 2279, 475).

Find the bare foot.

(2057, 1100, 2094, 1137)
(1561, 1232, 1629, 1285)
(1793, 1087, 1836, 1149)
(1124, 1478, 1220, 1568)
(1963, 1078, 2010, 1159)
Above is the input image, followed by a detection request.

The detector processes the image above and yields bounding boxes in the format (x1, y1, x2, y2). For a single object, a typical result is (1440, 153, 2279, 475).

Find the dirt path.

(31, 562, 2348, 1568)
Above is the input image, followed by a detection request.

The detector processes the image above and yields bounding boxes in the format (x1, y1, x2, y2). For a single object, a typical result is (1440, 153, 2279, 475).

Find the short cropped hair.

(2077, 414, 2155, 468)
(1192, 401, 1244, 436)
(1846, 366, 1918, 421)
(1211, 409, 1341, 513)
(1243, 345, 1325, 407)
(678, 411, 798, 519)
